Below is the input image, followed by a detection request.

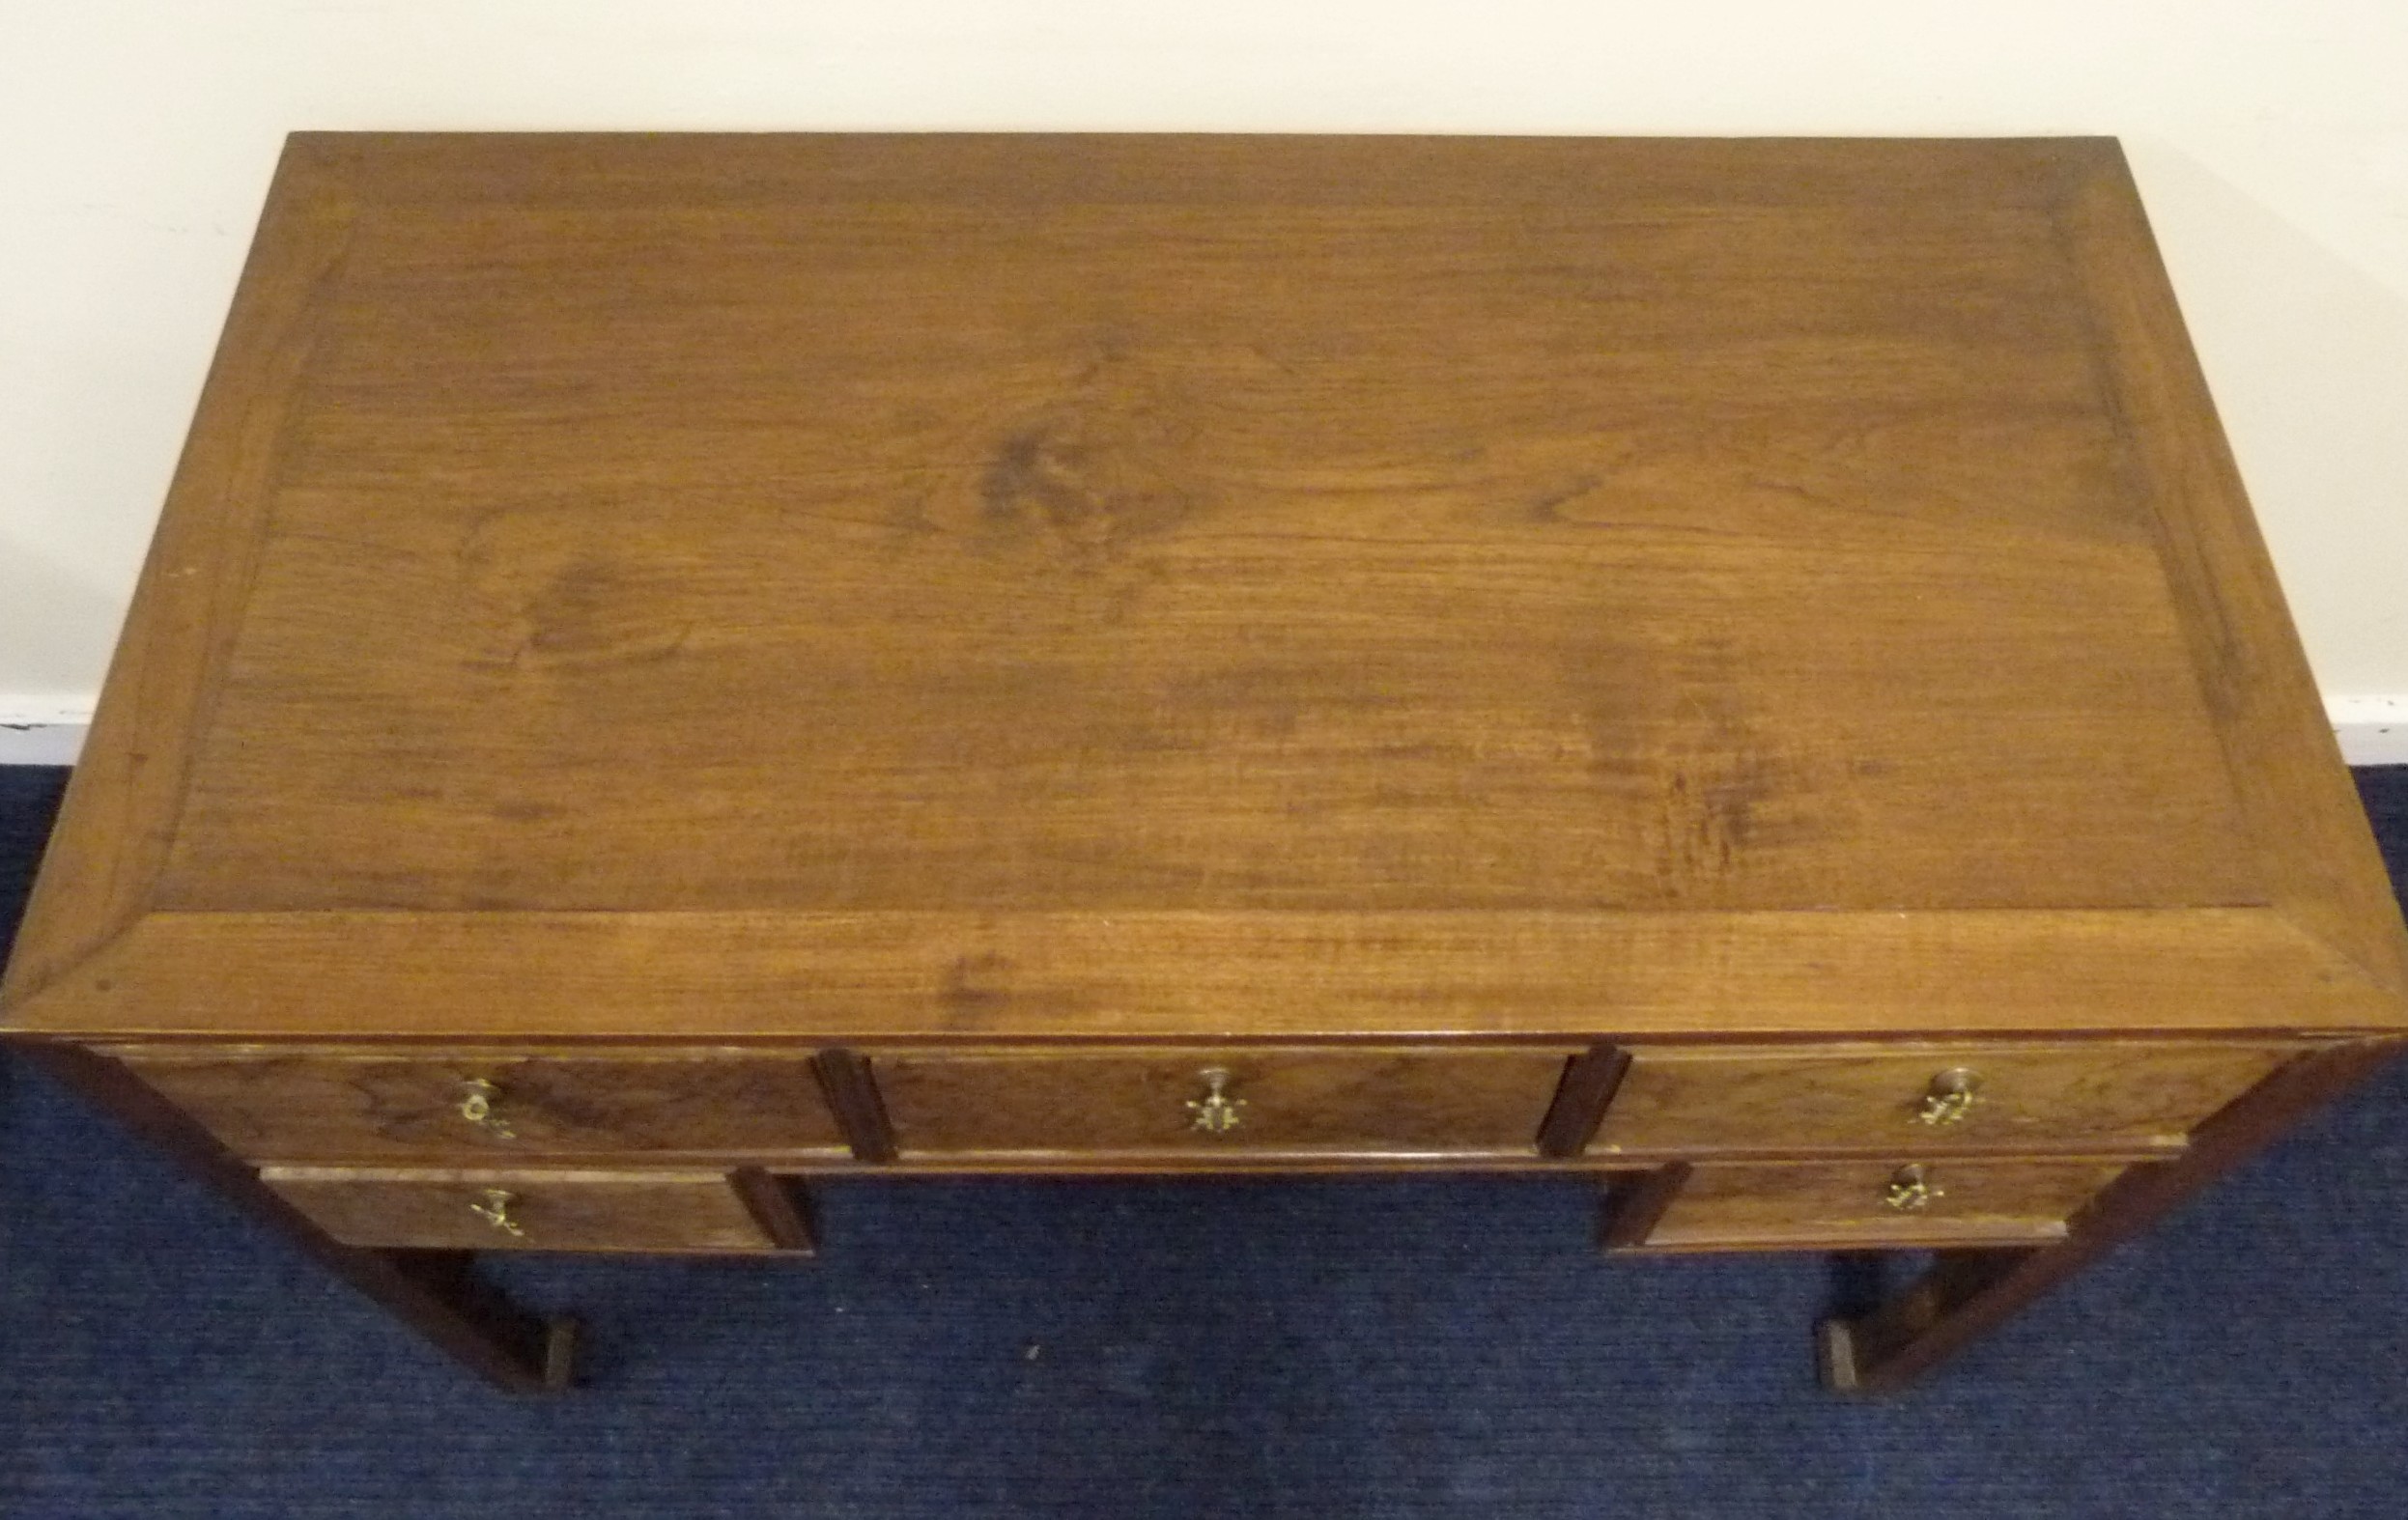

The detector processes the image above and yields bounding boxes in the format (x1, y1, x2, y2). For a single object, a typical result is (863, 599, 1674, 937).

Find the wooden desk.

(8, 134, 2403, 1394)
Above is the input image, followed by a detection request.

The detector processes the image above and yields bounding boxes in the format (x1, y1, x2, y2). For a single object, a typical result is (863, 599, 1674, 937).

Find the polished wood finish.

(871, 1046, 1575, 1157)
(2059, 173, 2408, 999)
(5, 134, 2404, 1392)
(1620, 1158, 2133, 1252)
(109, 1046, 850, 1160)
(0, 143, 360, 1006)
(19, 907, 2395, 1041)
(13, 1041, 574, 1393)
(10, 136, 2403, 1051)
(147, 141, 2250, 926)
(261, 1167, 798, 1253)
(1590, 1042, 2300, 1157)
(1819, 1038, 2401, 1393)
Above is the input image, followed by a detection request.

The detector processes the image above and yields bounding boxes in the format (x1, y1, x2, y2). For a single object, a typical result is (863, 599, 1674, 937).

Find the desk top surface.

(9, 135, 2404, 1041)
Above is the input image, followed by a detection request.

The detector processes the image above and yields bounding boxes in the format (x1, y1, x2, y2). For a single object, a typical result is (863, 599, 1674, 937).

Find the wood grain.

(13, 905, 2398, 1040)
(6, 134, 2405, 1391)
(13, 1041, 572, 1392)
(2058, 142, 2408, 999)
(0, 136, 359, 1007)
(8, 133, 2401, 1052)
(1819, 1037, 2403, 1391)
(106, 1045, 850, 1161)
(1622, 1158, 2131, 1252)
(333, 134, 2091, 213)
(870, 1045, 1575, 1156)
(1589, 1041, 2303, 1156)
(259, 1167, 794, 1253)
(143, 135, 2252, 924)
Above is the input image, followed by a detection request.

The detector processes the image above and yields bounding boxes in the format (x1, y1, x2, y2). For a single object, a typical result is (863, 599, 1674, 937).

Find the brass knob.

(456, 1079, 517, 1140)
(1913, 1068, 1982, 1126)
(1185, 1068, 1246, 1135)
(469, 1188, 526, 1237)
(1883, 1164, 1941, 1213)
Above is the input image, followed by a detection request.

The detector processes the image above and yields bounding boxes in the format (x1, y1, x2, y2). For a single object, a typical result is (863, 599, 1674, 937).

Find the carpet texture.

(5, 765, 2408, 1518)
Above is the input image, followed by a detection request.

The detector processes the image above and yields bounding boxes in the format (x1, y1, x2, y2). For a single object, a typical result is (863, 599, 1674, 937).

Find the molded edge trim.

(9, 904, 2402, 1042)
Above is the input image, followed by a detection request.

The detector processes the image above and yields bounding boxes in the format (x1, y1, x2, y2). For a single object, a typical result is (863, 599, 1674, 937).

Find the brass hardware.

(456, 1078, 517, 1140)
(469, 1188, 526, 1237)
(1913, 1068, 1982, 1127)
(1883, 1164, 1941, 1212)
(1184, 1067, 1247, 1135)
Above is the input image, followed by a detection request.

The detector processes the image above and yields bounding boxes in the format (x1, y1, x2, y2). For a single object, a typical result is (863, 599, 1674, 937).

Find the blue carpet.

(5, 764, 2408, 1518)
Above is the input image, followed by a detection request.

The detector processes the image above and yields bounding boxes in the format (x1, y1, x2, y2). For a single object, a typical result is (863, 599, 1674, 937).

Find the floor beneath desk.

(6, 765, 2408, 1520)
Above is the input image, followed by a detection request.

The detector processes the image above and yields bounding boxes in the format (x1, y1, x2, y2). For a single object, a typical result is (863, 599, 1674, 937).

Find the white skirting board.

(2331, 696, 2408, 767)
(4, 701, 2408, 769)
(0, 701, 91, 767)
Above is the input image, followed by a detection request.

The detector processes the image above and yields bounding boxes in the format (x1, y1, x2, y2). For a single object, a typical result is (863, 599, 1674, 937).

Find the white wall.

(7, 2, 2408, 760)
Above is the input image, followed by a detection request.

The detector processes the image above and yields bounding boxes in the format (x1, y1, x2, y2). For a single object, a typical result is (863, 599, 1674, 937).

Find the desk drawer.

(258, 1167, 810, 1253)
(1589, 1042, 2299, 1155)
(870, 1046, 1578, 1157)
(108, 1047, 850, 1161)
(1617, 1159, 2133, 1252)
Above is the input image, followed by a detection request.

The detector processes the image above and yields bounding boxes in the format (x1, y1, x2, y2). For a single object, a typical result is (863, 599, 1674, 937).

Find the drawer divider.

(811, 1049, 896, 1164)
(1537, 1044, 1632, 1158)
(1599, 1163, 1694, 1248)
(730, 1168, 817, 1253)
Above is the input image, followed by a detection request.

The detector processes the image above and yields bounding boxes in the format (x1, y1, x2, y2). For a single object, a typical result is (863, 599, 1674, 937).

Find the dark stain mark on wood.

(1524, 472, 1604, 523)
(978, 416, 1197, 562)
(514, 555, 693, 669)
(941, 951, 1016, 1020)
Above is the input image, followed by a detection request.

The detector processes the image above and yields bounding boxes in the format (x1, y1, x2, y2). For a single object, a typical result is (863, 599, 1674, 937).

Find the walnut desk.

(8, 134, 2404, 1394)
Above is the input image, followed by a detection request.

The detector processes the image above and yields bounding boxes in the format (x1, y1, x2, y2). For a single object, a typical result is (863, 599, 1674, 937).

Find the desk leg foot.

(376, 1251, 580, 1393)
(1813, 1315, 1862, 1393)
(1808, 1040, 2405, 1393)
(543, 1314, 581, 1391)
(1813, 1249, 2032, 1395)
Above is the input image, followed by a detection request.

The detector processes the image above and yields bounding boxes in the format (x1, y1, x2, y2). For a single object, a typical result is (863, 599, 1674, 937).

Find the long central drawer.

(866, 1046, 1581, 1158)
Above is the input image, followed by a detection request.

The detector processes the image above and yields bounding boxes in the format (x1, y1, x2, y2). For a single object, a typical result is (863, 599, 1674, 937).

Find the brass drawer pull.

(456, 1079, 517, 1140)
(1883, 1164, 1941, 1212)
(468, 1188, 527, 1237)
(1185, 1068, 1247, 1135)
(1913, 1068, 1982, 1126)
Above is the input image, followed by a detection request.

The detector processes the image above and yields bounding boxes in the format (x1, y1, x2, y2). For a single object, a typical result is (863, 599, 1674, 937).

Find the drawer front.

(258, 1167, 802, 1253)
(1626, 1159, 2133, 1251)
(871, 1046, 1579, 1157)
(1589, 1042, 2300, 1155)
(108, 1047, 849, 1161)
